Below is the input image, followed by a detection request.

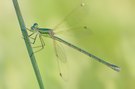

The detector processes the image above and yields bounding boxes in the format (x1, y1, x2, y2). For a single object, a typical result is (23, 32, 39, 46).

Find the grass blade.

(12, 0, 45, 89)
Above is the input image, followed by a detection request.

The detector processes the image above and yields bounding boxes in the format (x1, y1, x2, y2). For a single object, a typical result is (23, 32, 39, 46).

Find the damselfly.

(27, 22, 120, 69)
(27, 2, 120, 78)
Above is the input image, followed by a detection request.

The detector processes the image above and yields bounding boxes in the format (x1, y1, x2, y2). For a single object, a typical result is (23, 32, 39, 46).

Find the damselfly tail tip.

(112, 66, 121, 72)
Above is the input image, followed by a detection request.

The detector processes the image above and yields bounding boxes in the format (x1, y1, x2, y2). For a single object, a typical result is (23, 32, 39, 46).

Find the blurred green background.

(0, 0, 135, 89)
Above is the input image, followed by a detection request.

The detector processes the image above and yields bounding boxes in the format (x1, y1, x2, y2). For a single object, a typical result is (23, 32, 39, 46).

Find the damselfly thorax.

(30, 23, 55, 38)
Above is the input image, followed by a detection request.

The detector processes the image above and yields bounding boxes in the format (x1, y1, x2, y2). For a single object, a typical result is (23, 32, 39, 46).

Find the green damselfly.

(27, 23, 120, 72)
(27, 2, 120, 78)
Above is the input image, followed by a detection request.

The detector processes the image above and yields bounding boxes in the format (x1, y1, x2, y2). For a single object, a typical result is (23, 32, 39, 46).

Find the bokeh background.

(0, 0, 135, 89)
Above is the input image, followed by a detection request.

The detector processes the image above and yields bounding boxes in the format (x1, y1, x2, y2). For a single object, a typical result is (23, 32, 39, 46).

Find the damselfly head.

(31, 23, 38, 30)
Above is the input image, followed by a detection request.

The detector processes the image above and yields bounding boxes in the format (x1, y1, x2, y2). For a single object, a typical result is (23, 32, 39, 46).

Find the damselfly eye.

(33, 23, 38, 28)
(33, 23, 38, 26)
(31, 23, 38, 30)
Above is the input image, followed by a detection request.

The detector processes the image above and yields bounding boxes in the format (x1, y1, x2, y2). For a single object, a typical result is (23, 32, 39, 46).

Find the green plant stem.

(12, 0, 45, 89)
